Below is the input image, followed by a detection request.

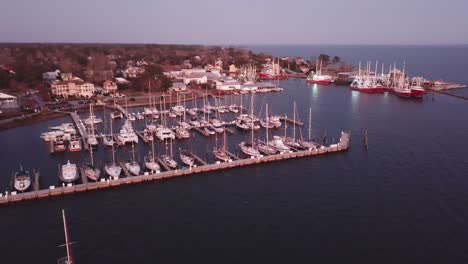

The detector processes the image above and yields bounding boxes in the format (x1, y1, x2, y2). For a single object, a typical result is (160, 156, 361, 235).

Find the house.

(215, 80, 241, 91)
(51, 74, 95, 98)
(0, 92, 18, 109)
(103, 80, 118, 93)
(215, 58, 223, 70)
(229, 64, 238, 73)
(123, 66, 145, 78)
(183, 73, 208, 85)
(42, 70, 61, 81)
(169, 82, 187, 92)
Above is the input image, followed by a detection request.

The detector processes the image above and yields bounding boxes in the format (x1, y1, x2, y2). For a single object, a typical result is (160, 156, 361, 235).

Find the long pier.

(428, 89, 468, 100)
(279, 116, 304, 126)
(0, 132, 350, 205)
(70, 112, 89, 150)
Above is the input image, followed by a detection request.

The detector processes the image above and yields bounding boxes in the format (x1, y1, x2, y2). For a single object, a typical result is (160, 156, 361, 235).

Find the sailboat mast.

(62, 209, 73, 264)
(266, 103, 269, 145)
(251, 94, 254, 146)
(308, 107, 312, 141)
(293, 101, 296, 141)
(111, 120, 116, 163)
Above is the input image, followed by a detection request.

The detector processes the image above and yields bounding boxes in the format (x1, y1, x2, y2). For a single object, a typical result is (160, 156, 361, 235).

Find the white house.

(216, 80, 241, 91)
(103, 80, 118, 93)
(42, 70, 61, 81)
(123, 66, 145, 78)
(169, 82, 187, 92)
(0, 92, 18, 109)
(183, 73, 208, 85)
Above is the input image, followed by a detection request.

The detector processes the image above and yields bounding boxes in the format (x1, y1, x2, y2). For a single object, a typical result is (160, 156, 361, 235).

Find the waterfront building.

(103, 80, 118, 93)
(51, 76, 95, 99)
(183, 73, 208, 85)
(169, 82, 187, 92)
(0, 92, 18, 109)
(123, 66, 145, 78)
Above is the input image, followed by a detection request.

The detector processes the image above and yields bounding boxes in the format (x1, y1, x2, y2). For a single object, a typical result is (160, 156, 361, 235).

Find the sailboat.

(105, 120, 122, 179)
(179, 149, 195, 166)
(86, 104, 99, 147)
(160, 138, 177, 169)
(84, 104, 103, 125)
(144, 132, 161, 172)
(102, 106, 114, 146)
(282, 102, 302, 149)
(59, 160, 79, 183)
(125, 142, 141, 176)
(239, 94, 260, 157)
(299, 107, 318, 149)
(13, 165, 31, 192)
(83, 140, 101, 181)
(257, 104, 277, 155)
(214, 129, 230, 162)
(57, 209, 74, 264)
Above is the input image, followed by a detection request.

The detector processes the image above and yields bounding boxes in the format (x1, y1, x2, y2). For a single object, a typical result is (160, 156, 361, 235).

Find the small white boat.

(105, 163, 121, 179)
(59, 160, 79, 183)
(144, 154, 161, 172)
(102, 135, 114, 146)
(84, 115, 103, 125)
(175, 127, 190, 139)
(84, 164, 101, 181)
(168, 111, 177, 118)
(125, 161, 140, 176)
(239, 142, 260, 157)
(111, 111, 123, 119)
(269, 136, 290, 152)
(13, 166, 31, 192)
(87, 134, 98, 147)
(68, 135, 82, 152)
(161, 155, 177, 169)
(229, 104, 239, 113)
(180, 150, 195, 166)
(213, 148, 230, 162)
(257, 142, 277, 155)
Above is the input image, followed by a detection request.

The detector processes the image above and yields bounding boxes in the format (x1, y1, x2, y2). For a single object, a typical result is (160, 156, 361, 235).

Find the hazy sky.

(1, 0, 467, 45)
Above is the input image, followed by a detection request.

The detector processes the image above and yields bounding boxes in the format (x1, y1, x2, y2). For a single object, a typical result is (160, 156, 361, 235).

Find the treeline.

(0, 44, 264, 91)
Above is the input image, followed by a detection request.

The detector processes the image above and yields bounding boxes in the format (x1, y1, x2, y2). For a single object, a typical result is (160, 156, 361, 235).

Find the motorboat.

(59, 160, 79, 183)
(13, 166, 31, 192)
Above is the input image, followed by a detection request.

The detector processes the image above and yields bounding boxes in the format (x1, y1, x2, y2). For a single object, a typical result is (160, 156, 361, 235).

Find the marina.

(0, 131, 349, 205)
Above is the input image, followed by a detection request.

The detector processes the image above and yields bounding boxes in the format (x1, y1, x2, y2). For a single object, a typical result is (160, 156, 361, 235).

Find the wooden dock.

(115, 105, 129, 119)
(190, 153, 207, 165)
(428, 89, 468, 100)
(118, 162, 131, 177)
(70, 112, 89, 150)
(279, 116, 304, 126)
(0, 132, 350, 205)
(157, 157, 172, 171)
(79, 166, 88, 184)
(135, 130, 149, 144)
(33, 170, 40, 191)
(192, 127, 210, 137)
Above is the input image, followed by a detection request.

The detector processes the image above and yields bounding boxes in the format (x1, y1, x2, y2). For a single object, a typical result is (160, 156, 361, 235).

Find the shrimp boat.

(145, 135, 160, 172)
(179, 149, 195, 166)
(105, 121, 122, 179)
(13, 165, 31, 192)
(306, 60, 332, 85)
(257, 104, 277, 155)
(213, 129, 230, 162)
(239, 94, 260, 157)
(125, 142, 141, 176)
(59, 160, 79, 183)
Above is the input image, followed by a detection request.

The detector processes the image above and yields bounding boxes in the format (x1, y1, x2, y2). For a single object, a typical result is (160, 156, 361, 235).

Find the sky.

(1, 0, 467, 45)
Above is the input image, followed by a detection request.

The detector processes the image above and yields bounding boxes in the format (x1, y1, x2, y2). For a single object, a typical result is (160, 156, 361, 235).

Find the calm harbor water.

(2, 46, 468, 263)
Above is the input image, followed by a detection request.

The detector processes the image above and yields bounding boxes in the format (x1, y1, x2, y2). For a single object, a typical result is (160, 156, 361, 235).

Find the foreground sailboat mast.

(62, 209, 73, 264)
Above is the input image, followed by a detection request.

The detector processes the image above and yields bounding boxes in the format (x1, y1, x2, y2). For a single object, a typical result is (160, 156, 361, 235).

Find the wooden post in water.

(364, 129, 368, 150)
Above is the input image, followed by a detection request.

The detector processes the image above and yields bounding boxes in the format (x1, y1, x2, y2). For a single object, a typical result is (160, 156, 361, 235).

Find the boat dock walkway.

(279, 116, 304, 126)
(118, 162, 131, 178)
(70, 112, 90, 150)
(428, 89, 468, 100)
(192, 127, 210, 137)
(190, 153, 207, 166)
(157, 157, 172, 171)
(115, 105, 130, 119)
(33, 170, 40, 191)
(0, 132, 350, 205)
